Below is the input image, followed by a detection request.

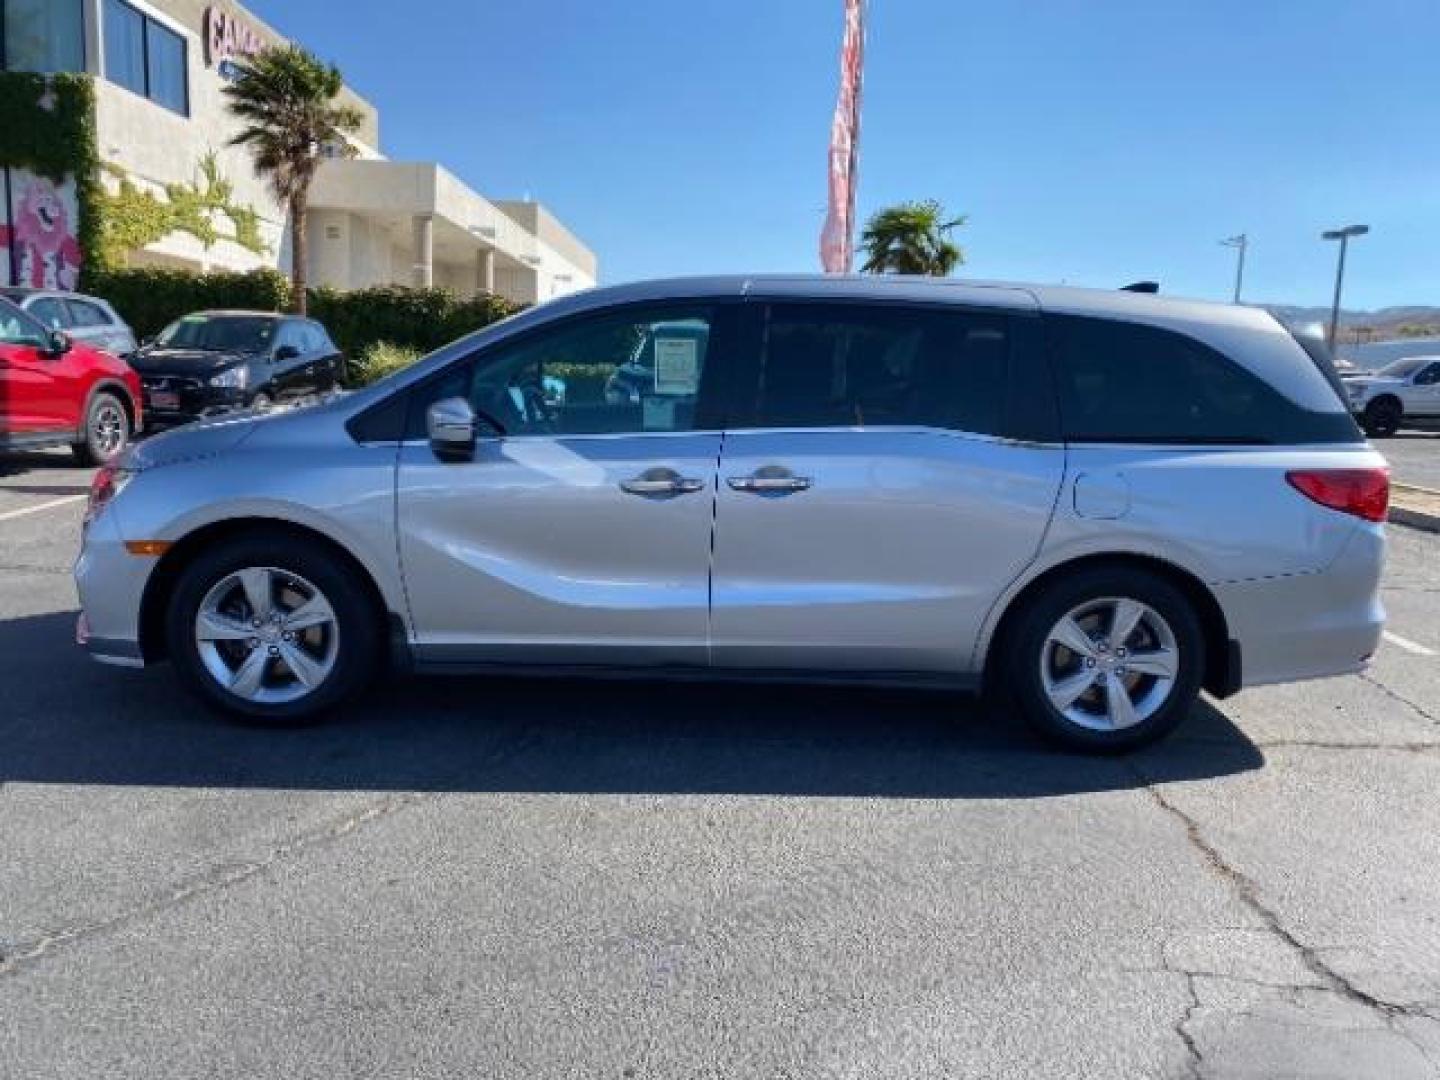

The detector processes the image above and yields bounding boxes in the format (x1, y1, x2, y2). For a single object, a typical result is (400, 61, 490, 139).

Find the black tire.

(1361, 398, 1402, 438)
(71, 390, 131, 466)
(164, 530, 381, 724)
(249, 391, 273, 412)
(1004, 566, 1205, 753)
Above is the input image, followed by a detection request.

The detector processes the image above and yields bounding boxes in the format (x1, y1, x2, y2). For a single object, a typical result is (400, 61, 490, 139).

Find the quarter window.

(1054, 314, 1359, 445)
(103, 0, 188, 115)
(410, 307, 718, 438)
(754, 303, 1010, 435)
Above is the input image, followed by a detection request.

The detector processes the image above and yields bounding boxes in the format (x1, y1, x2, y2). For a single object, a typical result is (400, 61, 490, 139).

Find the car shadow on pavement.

(0, 611, 1264, 799)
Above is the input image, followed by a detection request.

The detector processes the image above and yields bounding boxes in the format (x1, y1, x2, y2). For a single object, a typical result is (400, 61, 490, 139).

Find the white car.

(1344, 356, 1440, 436)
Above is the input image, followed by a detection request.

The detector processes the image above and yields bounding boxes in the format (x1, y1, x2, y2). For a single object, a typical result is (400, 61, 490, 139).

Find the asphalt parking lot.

(3, 447, 1440, 1079)
(1384, 430, 1440, 491)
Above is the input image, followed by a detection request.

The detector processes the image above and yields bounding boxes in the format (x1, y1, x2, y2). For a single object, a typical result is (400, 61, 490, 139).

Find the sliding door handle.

(620, 468, 705, 498)
(726, 474, 812, 494)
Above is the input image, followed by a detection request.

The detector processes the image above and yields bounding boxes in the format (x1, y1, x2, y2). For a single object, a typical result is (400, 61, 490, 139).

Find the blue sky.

(249, 0, 1438, 309)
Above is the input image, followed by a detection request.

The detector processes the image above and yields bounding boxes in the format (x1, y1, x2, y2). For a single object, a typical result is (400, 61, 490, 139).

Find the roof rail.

(1120, 281, 1160, 294)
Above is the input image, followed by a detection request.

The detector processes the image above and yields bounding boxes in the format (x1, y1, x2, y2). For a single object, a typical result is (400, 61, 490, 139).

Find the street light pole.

(1321, 224, 1369, 350)
(1220, 234, 1247, 303)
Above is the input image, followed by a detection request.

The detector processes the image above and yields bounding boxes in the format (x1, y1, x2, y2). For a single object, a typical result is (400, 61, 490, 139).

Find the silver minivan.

(75, 276, 1388, 751)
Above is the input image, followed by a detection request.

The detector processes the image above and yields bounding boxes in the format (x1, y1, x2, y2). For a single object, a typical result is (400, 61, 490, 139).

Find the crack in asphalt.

(1131, 764, 1440, 1074)
(0, 793, 428, 978)
(1359, 672, 1440, 727)
(1255, 738, 1440, 754)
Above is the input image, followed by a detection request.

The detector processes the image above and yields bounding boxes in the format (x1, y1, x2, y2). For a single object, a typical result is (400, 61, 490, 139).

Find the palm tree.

(859, 200, 966, 276)
(224, 46, 364, 314)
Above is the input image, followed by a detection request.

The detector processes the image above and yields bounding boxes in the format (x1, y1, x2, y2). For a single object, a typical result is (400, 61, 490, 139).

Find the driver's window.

(0, 307, 47, 347)
(1416, 363, 1440, 386)
(468, 307, 715, 436)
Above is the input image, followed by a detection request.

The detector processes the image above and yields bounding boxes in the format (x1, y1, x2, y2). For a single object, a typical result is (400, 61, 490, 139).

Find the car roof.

(184, 310, 286, 319)
(1, 286, 108, 303)
(540, 273, 1278, 333)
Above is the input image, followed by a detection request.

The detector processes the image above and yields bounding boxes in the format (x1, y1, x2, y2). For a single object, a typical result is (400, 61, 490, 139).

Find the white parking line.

(1384, 630, 1437, 657)
(0, 493, 87, 522)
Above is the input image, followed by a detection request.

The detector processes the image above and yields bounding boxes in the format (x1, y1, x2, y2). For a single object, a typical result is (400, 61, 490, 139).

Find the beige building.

(9, 0, 597, 304)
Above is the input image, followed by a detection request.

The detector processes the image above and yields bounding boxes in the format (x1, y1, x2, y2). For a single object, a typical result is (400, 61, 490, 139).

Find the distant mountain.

(1262, 304, 1440, 339)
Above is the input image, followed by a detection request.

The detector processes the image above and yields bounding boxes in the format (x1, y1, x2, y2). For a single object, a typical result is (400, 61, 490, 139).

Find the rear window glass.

(756, 302, 1010, 436)
(1053, 314, 1360, 445)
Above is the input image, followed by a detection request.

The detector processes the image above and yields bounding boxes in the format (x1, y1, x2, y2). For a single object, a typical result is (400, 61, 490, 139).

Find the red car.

(0, 295, 142, 465)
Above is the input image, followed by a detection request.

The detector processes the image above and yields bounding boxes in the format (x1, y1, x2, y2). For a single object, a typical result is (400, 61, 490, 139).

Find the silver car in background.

(74, 275, 1388, 751)
(2, 287, 139, 357)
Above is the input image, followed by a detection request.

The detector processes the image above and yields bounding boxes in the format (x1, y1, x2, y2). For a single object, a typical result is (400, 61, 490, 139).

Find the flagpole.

(820, 0, 866, 273)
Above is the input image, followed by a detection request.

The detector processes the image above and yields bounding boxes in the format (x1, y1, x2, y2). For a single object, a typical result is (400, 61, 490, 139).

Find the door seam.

(706, 431, 725, 666)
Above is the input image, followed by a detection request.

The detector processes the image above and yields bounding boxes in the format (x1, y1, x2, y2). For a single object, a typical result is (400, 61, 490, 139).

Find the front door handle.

(727, 469, 813, 494)
(620, 468, 706, 498)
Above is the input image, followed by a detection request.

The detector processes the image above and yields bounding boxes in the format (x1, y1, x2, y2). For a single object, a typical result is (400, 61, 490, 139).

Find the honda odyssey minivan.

(74, 276, 1387, 751)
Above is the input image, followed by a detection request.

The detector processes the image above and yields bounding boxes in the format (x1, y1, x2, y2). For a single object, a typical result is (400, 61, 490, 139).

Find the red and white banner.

(820, 0, 866, 273)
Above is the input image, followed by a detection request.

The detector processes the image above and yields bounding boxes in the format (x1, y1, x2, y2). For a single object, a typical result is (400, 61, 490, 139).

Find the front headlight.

(209, 366, 248, 389)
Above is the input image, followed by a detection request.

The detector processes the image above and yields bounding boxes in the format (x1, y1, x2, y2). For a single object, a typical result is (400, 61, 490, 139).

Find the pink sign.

(1, 170, 81, 290)
(205, 7, 266, 68)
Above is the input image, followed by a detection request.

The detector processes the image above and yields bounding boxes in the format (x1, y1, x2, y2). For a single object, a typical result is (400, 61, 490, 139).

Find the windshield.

(156, 315, 276, 353)
(1374, 356, 1431, 379)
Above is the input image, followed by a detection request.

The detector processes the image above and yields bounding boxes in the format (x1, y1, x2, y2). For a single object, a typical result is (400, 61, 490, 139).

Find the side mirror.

(427, 397, 479, 462)
(44, 330, 72, 357)
(274, 344, 300, 362)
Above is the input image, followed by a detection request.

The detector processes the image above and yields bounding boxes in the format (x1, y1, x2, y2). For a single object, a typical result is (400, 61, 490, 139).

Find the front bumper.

(141, 376, 248, 426)
(74, 506, 158, 668)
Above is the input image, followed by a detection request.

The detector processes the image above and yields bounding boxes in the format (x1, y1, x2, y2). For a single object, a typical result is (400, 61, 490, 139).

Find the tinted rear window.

(1052, 314, 1360, 445)
(755, 302, 1011, 436)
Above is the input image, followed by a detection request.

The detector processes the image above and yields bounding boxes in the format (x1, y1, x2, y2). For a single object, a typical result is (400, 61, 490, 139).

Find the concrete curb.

(1390, 483, 1440, 535)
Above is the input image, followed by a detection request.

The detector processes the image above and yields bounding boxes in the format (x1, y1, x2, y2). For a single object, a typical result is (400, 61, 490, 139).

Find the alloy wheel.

(1039, 597, 1179, 732)
(194, 566, 339, 704)
(92, 401, 126, 459)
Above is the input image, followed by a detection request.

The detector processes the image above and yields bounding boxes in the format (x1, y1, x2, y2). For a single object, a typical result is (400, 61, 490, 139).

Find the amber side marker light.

(124, 540, 172, 557)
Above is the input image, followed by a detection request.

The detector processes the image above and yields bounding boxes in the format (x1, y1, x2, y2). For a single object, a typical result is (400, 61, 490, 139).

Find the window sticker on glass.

(653, 337, 700, 396)
(643, 396, 677, 430)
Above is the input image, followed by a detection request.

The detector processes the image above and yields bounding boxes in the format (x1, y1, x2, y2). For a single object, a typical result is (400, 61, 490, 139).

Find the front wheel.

(165, 533, 380, 723)
(1361, 398, 1402, 438)
(72, 391, 131, 466)
(1005, 567, 1204, 752)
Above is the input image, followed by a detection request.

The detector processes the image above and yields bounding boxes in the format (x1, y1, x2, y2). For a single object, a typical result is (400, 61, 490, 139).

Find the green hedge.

(84, 266, 292, 340)
(307, 285, 519, 359)
(349, 341, 423, 387)
(82, 267, 522, 355)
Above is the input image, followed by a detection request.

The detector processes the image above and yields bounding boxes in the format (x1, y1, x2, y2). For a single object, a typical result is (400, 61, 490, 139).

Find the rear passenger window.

(65, 300, 111, 328)
(1054, 315, 1360, 445)
(756, 303, 1009, 435)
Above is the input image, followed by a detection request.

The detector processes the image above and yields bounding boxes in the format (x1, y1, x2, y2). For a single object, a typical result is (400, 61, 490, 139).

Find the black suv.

(129, 311, 345, 425)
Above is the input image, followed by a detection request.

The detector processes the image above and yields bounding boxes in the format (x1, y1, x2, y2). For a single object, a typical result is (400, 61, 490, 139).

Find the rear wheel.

(1005, 567, 1204, 752)
(165, 533, 380, 723)
(1361, 398, 1402, 438)
(71, 391, 130, 466)
(249, 391, 273, 413)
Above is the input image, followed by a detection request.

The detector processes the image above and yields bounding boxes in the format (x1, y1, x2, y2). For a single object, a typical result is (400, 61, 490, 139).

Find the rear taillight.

(1286, 468, 1389, 523)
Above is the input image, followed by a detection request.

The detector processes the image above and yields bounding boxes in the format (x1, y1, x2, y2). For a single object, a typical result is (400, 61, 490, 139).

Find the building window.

(2, 0, 86, 73)
(103, 0, 188, 116)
